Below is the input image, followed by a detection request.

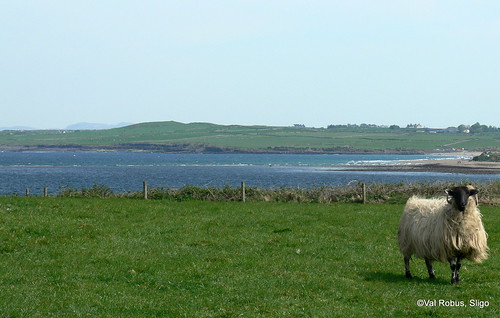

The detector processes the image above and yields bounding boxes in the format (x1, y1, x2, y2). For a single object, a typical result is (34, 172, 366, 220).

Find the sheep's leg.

(425, 258, 435, 279)
(449, 257, 462, 284)
(449, 258, 456, 284)
(455, 257, 462, 283)
(404, 257, 412, 279)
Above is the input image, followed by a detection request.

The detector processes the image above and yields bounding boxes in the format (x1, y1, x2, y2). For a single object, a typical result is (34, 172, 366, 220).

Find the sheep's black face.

(446, 186, 479, 212)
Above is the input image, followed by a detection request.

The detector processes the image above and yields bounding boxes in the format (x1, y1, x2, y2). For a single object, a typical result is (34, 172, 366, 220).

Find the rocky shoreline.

(0, 144, 429, 154)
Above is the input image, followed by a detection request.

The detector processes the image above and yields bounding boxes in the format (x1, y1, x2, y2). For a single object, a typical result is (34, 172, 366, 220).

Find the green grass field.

(0, 198, 498, 317)
(2, 121, 499, 152)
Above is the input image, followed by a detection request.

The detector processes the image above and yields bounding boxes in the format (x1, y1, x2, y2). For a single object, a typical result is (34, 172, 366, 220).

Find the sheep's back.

(398, 196, 450, 262)
(404, 196, 446, 218)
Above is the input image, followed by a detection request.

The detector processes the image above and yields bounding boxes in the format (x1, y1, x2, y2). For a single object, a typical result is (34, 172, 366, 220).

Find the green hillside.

(1, 121, 499, 153)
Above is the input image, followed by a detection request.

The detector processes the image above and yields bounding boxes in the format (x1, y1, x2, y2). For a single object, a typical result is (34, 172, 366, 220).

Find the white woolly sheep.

(397, 185, 488, 284)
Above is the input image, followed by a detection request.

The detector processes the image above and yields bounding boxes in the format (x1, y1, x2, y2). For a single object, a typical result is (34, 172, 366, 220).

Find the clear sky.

(1, 1, 499, 129)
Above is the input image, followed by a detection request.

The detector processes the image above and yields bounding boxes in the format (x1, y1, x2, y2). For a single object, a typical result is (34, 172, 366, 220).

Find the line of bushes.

(56, 181, 500, 205)
(473, 152, 500, 162)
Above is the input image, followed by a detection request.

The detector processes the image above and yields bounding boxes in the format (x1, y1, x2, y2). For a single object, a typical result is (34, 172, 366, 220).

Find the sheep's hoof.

(429, 274, 435, 280)
(405, 272, 413, 279)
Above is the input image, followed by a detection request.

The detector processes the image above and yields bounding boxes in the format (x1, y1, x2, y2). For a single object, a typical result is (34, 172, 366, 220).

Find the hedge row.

(57, 181, 500, 205)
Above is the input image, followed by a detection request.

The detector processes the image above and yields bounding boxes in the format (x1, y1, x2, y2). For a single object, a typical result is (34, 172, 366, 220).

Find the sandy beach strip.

(342, 158, 500, 175)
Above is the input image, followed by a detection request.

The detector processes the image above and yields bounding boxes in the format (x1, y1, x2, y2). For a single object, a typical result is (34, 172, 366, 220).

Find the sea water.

(0, 152, 497, 195)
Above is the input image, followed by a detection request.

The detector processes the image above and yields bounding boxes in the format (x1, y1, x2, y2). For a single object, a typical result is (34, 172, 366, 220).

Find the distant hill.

(66, 122, 133, 130)
(0, 120, 499, 154)
(0, 126, 37, 131)
(0, 122, 133, 131)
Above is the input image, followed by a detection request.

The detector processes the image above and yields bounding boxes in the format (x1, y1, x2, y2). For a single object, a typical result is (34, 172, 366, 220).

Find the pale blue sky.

(1, 1, 499, 129)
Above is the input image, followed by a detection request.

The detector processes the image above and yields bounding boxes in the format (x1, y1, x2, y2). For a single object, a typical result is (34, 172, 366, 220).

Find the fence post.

(26, 188, 30, 197)
(362, 183, 366, 204)
(44, 187, 48, 197)
(241, 181, 246, 202)
(143, 181, 148, 200)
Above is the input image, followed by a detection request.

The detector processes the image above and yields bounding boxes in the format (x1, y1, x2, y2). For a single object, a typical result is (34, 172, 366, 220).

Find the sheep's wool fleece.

(398, 196, 488, 263)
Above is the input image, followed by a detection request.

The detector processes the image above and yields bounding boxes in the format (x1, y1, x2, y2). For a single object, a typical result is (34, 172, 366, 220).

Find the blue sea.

(0, 152, 498, 195)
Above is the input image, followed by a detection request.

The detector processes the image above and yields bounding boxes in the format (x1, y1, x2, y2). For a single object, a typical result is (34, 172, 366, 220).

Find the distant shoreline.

(0, 144, 477, 156)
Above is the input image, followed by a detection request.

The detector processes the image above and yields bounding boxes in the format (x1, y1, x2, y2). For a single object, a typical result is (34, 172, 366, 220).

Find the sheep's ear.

(445, 189, 454, 204)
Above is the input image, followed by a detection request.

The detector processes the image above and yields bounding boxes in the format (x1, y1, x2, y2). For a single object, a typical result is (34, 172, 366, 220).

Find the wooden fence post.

(44, 187, 48, 197)
(143, 181, 148, 200)
(26, 188, 30, 197)
(241, 181, 246, 202)
(362, 183, 366, 204)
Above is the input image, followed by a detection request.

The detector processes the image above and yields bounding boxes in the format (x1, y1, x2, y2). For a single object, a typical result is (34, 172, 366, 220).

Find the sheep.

(397, 185, 488, 284)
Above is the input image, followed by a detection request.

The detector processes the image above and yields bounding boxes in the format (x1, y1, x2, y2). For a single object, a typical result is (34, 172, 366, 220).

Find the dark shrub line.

(55, 181, 500, 205)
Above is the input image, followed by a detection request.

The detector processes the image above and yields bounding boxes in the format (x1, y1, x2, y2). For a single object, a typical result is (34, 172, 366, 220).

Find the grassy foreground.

(0, 198, 498, 317)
